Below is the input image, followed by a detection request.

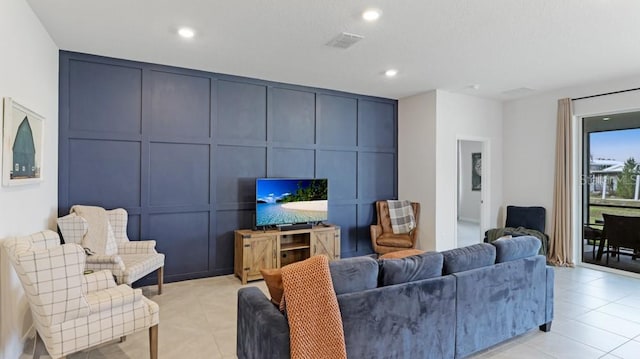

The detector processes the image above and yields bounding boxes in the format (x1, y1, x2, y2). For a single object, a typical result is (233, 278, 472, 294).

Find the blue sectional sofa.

(237, 236, 554, 359)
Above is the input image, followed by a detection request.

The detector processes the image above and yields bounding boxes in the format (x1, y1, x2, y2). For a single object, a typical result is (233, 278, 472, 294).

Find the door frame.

(455, 136, 491, 248)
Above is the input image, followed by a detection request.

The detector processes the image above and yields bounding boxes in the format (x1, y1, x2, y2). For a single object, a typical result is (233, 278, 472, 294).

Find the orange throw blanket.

(280, 255, 347, 359)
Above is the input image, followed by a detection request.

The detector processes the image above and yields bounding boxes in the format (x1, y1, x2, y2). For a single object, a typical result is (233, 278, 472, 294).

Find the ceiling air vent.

(326, 32, 364, 49)
(501, 87, 535, 97)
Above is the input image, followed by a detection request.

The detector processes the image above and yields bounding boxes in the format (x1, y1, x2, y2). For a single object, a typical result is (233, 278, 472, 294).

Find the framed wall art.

(2, 97, 44, 186)
(472, 152, 481, 191)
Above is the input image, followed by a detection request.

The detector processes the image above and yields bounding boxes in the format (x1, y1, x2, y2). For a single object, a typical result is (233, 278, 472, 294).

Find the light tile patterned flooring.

(457, 220, 482, 248)
(23, 266, 640, 358)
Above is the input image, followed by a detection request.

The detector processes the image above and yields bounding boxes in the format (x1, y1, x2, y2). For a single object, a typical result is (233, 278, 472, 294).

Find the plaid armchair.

(57, 206, 165, 294)
(2, 230, 159, 359)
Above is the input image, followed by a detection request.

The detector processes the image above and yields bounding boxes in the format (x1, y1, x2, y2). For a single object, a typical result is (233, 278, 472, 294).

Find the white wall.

(458, 140, 482, 222)
(399, 90, 503, 251)
(503, 75, 640, 267)
(502, 75, 640, 240)
(398, 91, 437, 250)
(0, 0, 58, 358)
(435, 91, 503, 250)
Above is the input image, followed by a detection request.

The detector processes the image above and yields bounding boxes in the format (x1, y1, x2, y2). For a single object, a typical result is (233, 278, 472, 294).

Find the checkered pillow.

(57, 213, 87, 245)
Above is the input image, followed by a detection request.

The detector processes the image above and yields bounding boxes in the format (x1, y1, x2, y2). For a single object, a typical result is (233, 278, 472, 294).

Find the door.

(244, 235, 276, 278)
(311, 229, 340, 260)
(456, 140, 484, 247)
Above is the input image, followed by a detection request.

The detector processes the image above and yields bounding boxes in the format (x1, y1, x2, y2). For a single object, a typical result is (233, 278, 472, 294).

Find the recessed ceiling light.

(178, 27, 195, 39)
(362, 9, 382, 21)
(385, 69, 398, 77)
(603, 117, 610, 121)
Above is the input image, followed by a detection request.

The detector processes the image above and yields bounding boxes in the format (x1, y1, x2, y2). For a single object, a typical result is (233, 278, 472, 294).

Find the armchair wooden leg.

(157, 266, 164, 295)
(149, 325, 158, 359)
(33, 331, 47, 359)
(120, 336, 127, 342)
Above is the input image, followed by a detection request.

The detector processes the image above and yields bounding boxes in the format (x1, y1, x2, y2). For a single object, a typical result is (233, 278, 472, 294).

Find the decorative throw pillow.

(379, 249, 425, 259)
(57, 213, 88, 245)
(260, 268, 284, 306)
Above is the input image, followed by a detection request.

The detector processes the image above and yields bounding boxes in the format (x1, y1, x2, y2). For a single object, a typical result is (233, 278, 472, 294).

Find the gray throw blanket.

(486, 227, 548, 256)
(387, 200, 416, 234)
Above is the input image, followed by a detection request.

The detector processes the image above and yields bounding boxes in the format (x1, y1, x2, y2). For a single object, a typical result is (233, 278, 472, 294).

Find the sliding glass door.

(582, 112, 640, 273)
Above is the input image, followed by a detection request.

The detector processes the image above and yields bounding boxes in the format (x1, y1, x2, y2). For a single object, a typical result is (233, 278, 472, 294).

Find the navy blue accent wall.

(59, 51, 397, 284)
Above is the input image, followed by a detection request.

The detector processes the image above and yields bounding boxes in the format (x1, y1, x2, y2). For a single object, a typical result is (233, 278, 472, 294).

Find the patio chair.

(602, 213, 640, 264)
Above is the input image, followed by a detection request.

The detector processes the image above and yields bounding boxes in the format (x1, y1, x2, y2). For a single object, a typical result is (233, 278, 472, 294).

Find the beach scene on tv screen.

(256, 179, 328, 226)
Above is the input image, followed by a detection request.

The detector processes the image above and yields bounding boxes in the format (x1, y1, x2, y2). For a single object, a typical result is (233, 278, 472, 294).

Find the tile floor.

(457, 220, 482, 248)
(22, 266, 640, 358)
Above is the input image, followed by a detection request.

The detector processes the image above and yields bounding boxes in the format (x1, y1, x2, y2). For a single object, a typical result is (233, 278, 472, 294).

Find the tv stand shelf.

(234, 225, 341, 284)
(281, 243, 310, 251)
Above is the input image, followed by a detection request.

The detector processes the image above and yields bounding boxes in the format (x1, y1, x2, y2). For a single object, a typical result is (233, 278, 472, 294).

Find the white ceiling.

(26, 0, 640, 100)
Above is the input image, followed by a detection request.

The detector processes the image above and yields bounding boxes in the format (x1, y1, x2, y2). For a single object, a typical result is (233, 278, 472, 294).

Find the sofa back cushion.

(492, 236, 541, 263)
(442, 243, 496, 275)
(379, 249, 424, 259)
(329, 256, 379, 295)
(379, 251, 443, 286)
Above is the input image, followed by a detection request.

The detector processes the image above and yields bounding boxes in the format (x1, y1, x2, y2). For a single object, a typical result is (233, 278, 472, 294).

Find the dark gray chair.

(602, 214, 640, 264)
(583, 225, 603, 260)
(484, 206, 549, 254)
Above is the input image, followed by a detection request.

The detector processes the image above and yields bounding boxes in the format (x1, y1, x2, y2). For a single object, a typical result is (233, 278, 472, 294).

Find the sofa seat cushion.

(329, 256, 379, 295)
(442, 243, 496, 275)
(376, 233, 413, 248)
(379, 249, 424, 259)
(493, 236, 542, 263)
(117, 253, 165, 284)
(379, 251, 444, 286)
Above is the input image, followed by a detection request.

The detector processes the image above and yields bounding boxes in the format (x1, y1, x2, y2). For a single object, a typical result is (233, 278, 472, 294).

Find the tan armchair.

(370, 201, 420, 254)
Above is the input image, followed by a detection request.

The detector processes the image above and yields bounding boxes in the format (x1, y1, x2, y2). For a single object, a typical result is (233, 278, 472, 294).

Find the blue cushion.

(378, 251, 443, 286)
(492, 236, 541, 263)
(442, 243, 496, 274)
(329, 256, 379, 295)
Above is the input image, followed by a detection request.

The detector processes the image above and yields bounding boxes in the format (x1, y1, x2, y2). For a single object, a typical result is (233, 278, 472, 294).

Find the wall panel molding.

(59, 51, 397, 284)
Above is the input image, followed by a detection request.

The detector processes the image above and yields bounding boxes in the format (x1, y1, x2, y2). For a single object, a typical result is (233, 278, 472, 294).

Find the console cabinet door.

(244, 235, 276, 279)
(311, 229, 340, 260)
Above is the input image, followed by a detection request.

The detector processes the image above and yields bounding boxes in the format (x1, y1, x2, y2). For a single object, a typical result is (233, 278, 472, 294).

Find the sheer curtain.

(549, 98, 574, 266)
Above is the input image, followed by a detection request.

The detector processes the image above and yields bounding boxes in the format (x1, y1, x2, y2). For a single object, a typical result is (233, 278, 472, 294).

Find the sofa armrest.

(370, 224, 382, 241)
(86, 254, 123, 264)
(85, 285, 143, 313)
(237, 287, 290, 359)
(85, 255, 126, 272)
(82, 270, 117, 293)
(117, 240, 157, 254)
(409, 227, 419, 246)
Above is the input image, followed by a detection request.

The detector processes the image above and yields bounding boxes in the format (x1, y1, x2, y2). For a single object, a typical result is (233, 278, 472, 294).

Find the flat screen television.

(256, 178, 328, 227)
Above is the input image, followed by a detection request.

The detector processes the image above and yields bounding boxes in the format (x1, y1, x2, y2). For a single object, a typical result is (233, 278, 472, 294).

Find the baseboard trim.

(458, 217, 480, 224)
